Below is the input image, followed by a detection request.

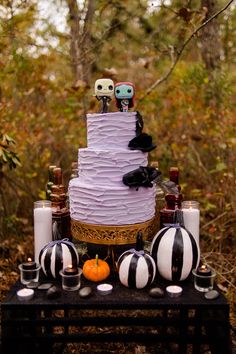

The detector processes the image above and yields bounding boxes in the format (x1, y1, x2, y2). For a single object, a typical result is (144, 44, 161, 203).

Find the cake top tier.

(87, 111, 137, 149)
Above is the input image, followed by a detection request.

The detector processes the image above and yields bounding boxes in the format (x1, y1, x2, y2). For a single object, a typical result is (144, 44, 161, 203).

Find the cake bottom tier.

(69, 178, 156, 225)
(71, 216, 158, 245)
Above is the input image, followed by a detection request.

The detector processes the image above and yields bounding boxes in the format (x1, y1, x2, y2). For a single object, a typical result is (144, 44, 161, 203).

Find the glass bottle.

(71, 161, 78, 179)
(151, 161, 165, 210)
(46, 165, 57, 200)
(50, 168, 66, 210)
(50, 167, 71, 241)
(159, 193, 183, 229)
(169, 166, 181, 192)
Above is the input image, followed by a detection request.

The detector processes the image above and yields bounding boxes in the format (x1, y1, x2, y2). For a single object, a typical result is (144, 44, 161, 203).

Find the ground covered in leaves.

(0, 231, 235, 353)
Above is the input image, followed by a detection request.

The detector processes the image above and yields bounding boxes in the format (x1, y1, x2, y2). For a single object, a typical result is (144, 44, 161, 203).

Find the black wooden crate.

(1, 276, 232, 354)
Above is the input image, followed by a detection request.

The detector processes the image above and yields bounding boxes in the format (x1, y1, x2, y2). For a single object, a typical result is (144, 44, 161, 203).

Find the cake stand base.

(71, 216, 158, 245)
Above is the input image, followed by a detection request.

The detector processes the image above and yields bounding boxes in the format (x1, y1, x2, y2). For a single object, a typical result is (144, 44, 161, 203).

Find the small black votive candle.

(22, 258, 36, 270)
(59, 266, 82, 291)
(192, 265, 216, 292)
(19, 258, 41, 285)
(197, 265, 211, 287)
(22, 258, 37, 280)
(63, 266, 78, 276)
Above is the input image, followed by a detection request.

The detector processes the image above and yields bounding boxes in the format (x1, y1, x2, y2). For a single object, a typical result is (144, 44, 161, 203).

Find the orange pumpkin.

(82, 254, 110, 282)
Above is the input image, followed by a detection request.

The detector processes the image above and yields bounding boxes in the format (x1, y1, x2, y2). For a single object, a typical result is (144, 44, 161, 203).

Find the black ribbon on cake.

(123, 166, 161, 190)
(135, 111, 144, 135)
(128, 111, 156, 152)
(128, 132, 156, 152)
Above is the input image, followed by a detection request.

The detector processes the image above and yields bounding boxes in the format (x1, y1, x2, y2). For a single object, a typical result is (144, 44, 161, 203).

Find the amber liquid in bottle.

(71, 161, 78, 179)
(46, 165, 57, 200)
(50, 168, 71, 241)
(169, 166, 181, 192)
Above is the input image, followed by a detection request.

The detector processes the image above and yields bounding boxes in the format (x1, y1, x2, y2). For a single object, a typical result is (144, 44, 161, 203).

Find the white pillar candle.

(34, 200, 52, 263)
(182, 201, 200, 247)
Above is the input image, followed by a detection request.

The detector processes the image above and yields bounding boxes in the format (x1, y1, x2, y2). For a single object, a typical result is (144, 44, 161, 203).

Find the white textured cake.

(69, 111, 156, 227)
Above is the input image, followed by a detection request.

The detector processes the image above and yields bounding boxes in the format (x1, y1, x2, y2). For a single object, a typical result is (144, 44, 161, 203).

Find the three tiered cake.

(69, 112, 156, 244)
(69, 82, 157, 245)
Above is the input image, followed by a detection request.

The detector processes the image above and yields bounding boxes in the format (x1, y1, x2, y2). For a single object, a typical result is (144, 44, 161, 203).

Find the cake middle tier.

(69, 178, 156, 225)
(78, 148, 148, 186)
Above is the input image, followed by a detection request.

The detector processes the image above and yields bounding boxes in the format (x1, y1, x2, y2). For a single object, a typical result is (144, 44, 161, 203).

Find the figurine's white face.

(95, 79, 114, 97)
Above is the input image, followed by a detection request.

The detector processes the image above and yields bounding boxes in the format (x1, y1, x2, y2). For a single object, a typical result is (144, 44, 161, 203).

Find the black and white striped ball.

(117, 250, 156, 289)
(150, 226, 200, 282)
(39, 240, 79, 279)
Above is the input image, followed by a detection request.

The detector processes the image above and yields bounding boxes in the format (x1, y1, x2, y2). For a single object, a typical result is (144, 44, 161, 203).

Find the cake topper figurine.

(95, 78, 114, 113)
(115, 82, 135, 112)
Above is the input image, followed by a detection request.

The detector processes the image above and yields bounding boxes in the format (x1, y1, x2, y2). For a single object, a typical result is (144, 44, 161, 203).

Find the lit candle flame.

(201, 265, 207, 270)
(68, 265, 72, 269)
(27, 257, 32, 262)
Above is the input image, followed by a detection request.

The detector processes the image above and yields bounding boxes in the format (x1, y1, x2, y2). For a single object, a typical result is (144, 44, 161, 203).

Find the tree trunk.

(67, 0, 82, 82)
(80, 0, 95, 84)
(200, 0, 222, 107)
(66, 0, 95, 85)
(200, 0, 221, 71)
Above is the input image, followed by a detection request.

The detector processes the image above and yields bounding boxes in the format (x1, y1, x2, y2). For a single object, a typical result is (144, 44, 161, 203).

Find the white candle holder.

(34, 200, 52, 263)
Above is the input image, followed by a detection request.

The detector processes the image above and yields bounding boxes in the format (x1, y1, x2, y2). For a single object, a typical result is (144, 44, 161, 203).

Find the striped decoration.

(150, 226, 200, 281)
(117, 249, 156, 289)
(39, 239, 79, 279)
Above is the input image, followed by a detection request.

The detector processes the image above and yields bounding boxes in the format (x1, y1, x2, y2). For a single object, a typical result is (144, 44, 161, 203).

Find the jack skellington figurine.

(115, 82, 135, 112)
(94, 78, 114, 113)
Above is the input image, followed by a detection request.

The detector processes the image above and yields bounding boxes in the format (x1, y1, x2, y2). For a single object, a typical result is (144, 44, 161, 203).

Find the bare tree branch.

(137, 0, 235, 104)
(189, 143, 209, 176)
(201, 211, 228, 230)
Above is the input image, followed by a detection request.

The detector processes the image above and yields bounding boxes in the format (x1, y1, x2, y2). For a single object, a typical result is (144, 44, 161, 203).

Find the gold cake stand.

(71, 216, 158, 245)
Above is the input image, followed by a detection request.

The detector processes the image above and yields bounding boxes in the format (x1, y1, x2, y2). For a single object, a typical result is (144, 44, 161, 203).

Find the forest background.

(0, 0, 236, 347)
